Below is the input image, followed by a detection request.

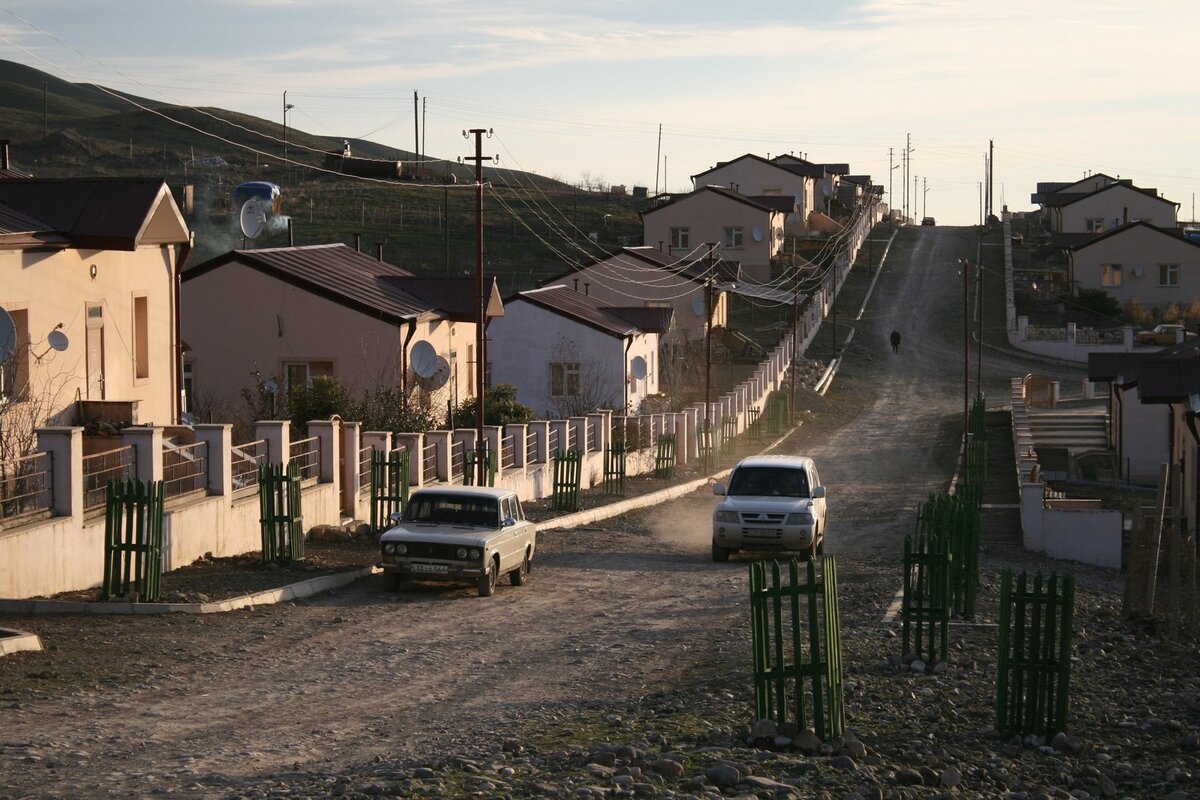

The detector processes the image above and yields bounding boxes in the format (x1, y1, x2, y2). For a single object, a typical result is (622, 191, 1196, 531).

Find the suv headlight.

(785, 512, 814, 525)
(714, 510, 739, 524)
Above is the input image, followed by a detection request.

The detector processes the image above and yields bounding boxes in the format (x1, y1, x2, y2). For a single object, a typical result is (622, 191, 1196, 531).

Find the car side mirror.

(389, 511, 404, 523)
(712, 483, 727, 496)
(811, 486, 826, 499)
(502, 516, 516, 527)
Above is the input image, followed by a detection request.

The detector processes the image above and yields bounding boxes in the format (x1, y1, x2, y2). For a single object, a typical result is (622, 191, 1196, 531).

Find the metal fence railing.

(586, 419, 597, 452)
(526, 431, 538, 464)
(564, 426, 576, 452)
(450, 440, 465, 483)
(163, 441, 208, 500)
(358, 445, 373, 493)
(0, 451, 53, 527)
(501, 435, 515, 469)
(547, 428, 560, 457)
(289, 436, 320, 481)
(83, 445, 136, 512)
(422, 441, 438, 483)
(231, 439, 268, 496)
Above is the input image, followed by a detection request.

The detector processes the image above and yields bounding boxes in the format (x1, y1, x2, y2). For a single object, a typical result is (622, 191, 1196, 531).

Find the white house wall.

(1119, 389, 1170, 484)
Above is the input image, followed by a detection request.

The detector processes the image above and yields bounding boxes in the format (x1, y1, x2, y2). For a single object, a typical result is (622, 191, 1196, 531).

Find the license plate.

(745, 527, 778, 537)
(411, 563, 448, 574)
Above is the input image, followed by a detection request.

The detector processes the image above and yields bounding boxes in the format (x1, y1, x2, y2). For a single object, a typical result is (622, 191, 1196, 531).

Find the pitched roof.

(513, 285, 665, 338)
(750, 195, 797, 213)
(184, 243, 446, 324)
(538, 246, 742, 288)
(382, 275, 503, 322)
(1050, 180, 1177, 210)
(1068, 220, 1199, 253)
(604, 305, 674, 333)
(641, 185, 788, 218)
(691, 153, 815, 182)
(1089, 340, 1200, 383)
(0, 200, 69, 247)
(1137, 359, 1200, 402)
(0, 178, 188, 249)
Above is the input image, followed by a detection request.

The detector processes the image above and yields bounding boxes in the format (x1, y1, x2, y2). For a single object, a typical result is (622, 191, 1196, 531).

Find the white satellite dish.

(0, 308, 15, 362)
(630, 355, 648, 380)
(411, 340, 438, 379)
(752, 226, 764, 242)
(239, 199, 266, 240)
(692, 296, 706, 317)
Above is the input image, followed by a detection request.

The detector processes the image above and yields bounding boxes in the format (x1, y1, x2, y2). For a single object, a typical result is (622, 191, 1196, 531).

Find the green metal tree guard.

(463, 445, 496, 487)
(722, 417, 738, 455)
(747, 405, 762, 441)
(102, 478, 165, 601)
(901, 530, 952, 665)
(654, 434, 677, 479)
(997, 570, 1075, 738)
(370, 448, 410, 533)
(603, 441, 627, 496)
(915, 492, 980, 619)
(259, 463, 304, 564)
(749, 556, 844, 740)
(698, 422, 716, 471)
(552, 448, 582, 511)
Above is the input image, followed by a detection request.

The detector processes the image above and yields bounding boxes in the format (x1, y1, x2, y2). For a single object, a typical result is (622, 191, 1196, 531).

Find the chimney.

(573, 278, 578, 292)
(0, 139, 8, 170)
(584, 282, 590, 296)
(376, 242, 384, 261)
(354, 233, 362, 252)
(287, 218, 294, 247)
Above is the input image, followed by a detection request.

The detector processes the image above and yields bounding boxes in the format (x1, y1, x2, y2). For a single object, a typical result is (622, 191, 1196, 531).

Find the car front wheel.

(510, 552, 530, 586)
(712, 541, 731, 562)
(477, 559, 498, 597)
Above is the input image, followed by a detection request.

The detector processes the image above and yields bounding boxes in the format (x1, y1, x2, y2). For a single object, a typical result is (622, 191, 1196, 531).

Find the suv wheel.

(712, 542, 731, 562)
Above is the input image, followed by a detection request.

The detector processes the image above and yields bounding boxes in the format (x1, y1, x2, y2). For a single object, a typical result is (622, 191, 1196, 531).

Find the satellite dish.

(428, 357, 450, 390)
(752, 226, 764, 242)
(239, 199, 266, 240)
(411, 340, 438, 378)
(0, 308, 15, 362)
(47, 330, 68, 352)
(630, 355, 648, 380)
(821, 184, 834, 198)
(692, 296, 706, 317)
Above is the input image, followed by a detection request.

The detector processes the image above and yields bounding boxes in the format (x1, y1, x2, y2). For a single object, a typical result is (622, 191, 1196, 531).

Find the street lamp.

(922, 178, 930, 221)
(283, 91, 295, 177)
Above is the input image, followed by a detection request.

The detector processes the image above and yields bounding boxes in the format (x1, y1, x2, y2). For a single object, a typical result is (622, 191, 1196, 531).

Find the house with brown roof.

(1068, 221, 1200, 309)
(641, 186, 788, 281)
(691, 154, 821, 235)
(181, 244, 500, 424)
(487, 285, 670, 418)
(537, 246, 740, 344)
(0, 176, 191, 457)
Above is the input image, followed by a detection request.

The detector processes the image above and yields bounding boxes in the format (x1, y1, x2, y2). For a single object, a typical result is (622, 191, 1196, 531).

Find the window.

(1159, 264, 1180, 287)
(670, 227, 690, 249)
(549, 362, 580, 397)
(1085, 218, 1105, 233)
(1100, 264, 1122, 288)
(133, 296, 149, 380)
(723, 226, 744, 249)
(284, 361, 333, 395)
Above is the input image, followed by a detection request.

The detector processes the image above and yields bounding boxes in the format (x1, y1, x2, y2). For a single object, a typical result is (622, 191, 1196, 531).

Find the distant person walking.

(890, 329, 902, 353)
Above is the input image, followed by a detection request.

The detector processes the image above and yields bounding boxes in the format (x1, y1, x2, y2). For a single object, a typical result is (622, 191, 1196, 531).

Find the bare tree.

(545, 336, 618, 418)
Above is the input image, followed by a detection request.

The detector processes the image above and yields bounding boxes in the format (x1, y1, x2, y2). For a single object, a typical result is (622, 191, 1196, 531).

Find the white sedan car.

(711, 455, 827, 561)
(379, 486, 536, 597)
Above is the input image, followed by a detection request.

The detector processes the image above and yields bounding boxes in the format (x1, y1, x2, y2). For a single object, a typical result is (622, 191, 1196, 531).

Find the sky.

(1, 0, 1198, 228)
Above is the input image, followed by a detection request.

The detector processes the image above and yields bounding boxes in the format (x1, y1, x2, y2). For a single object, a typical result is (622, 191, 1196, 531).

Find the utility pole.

(421, 97, 427, 181)
(654, 123, 662, 196)
(463, 128, 494, 486)
(922, 176, 927, 219)
(704, 243, 715, 468)
(976, 240, 984, 397)
(888, 147, 894, 218)
(413, 91, 419, 179)
(904, 133, 912, 223)
(988, 139, 995, 223)
(43, 82, 47, 138)
(790, 239, 798, 422)
(962, 258, 970, 437)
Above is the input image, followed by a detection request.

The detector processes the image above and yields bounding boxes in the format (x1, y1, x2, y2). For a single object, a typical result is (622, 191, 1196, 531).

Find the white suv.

(711, 455, 827, 562)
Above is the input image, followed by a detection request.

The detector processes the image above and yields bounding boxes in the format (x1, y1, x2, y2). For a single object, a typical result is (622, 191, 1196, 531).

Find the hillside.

(0, 59, 646, 287)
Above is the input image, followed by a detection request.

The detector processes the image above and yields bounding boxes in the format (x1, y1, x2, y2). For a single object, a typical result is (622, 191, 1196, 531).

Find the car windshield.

(726, 466, 809, 497)
(402, 495, 499, 528)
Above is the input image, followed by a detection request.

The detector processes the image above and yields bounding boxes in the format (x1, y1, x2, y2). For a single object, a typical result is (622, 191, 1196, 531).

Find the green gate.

(552, 449, 582, 511)
(749, 556, 844, 740)
(370, 448, 410, 533)
(900, 530, 951, 665)
(259, 463, 304, 564)
(654, 434, 677, 479)
(102, 478, 165, 601)
(996, 570, 1075, 738)
(603, 442, 627, 496)
(698, 422, 716, 471)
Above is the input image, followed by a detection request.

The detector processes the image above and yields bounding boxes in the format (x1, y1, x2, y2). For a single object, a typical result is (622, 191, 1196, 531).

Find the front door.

(85, 303, 105, 399)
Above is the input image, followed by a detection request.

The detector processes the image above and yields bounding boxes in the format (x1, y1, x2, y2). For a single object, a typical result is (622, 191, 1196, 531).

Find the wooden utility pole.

(413, 91, 419, 178)
(962, 258, 970, 436)
(463, 128, 494, 485)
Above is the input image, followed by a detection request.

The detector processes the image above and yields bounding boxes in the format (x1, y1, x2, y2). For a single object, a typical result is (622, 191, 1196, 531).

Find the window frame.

(669, 227, 690, 249)
(723, 226, 744, 249)
(548, 361, 581, 398)
(1158, 263, 1180, 287)
(1100, 263, 1123, 288)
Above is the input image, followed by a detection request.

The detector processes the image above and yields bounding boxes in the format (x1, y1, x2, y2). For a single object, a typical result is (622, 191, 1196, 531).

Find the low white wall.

(1041, 507, 1124, 569)
(0, 481, 342, 599)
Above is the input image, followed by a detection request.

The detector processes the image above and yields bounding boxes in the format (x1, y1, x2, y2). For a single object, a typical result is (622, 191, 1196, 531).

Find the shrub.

(450, 384, 535, 428)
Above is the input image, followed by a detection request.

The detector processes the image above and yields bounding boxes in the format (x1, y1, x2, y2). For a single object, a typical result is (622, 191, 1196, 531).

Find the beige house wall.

(1071, 226, 1200, 308)
(693, 161, 812, 235)
(643, 195, 784, 282)
(1059, 186, 1177, 233)
(182, 262, 474, 422)
(1, 243, 179, 433)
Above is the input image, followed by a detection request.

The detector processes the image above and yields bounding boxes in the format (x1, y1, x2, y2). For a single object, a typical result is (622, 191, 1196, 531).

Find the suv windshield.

(727, 466, 809, 498)
(403, 495, 499, 527)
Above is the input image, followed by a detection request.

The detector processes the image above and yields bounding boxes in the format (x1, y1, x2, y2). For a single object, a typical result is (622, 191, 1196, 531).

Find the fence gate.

(654, 434, 677, 479)
(370, 448, 410, 534)
(259, 464, 304, 564)
(900, 531, 951, 665)
(603, 442, 627, 496)
(552, 449, 582, 512)
(749, 556, 844, 740)
(102, 478, 165, 601)
(996, 569, 1075, 738)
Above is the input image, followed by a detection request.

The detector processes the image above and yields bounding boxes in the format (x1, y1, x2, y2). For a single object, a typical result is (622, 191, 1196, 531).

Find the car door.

(496, 495, 520, 571)
(809, 465, 827, 531)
